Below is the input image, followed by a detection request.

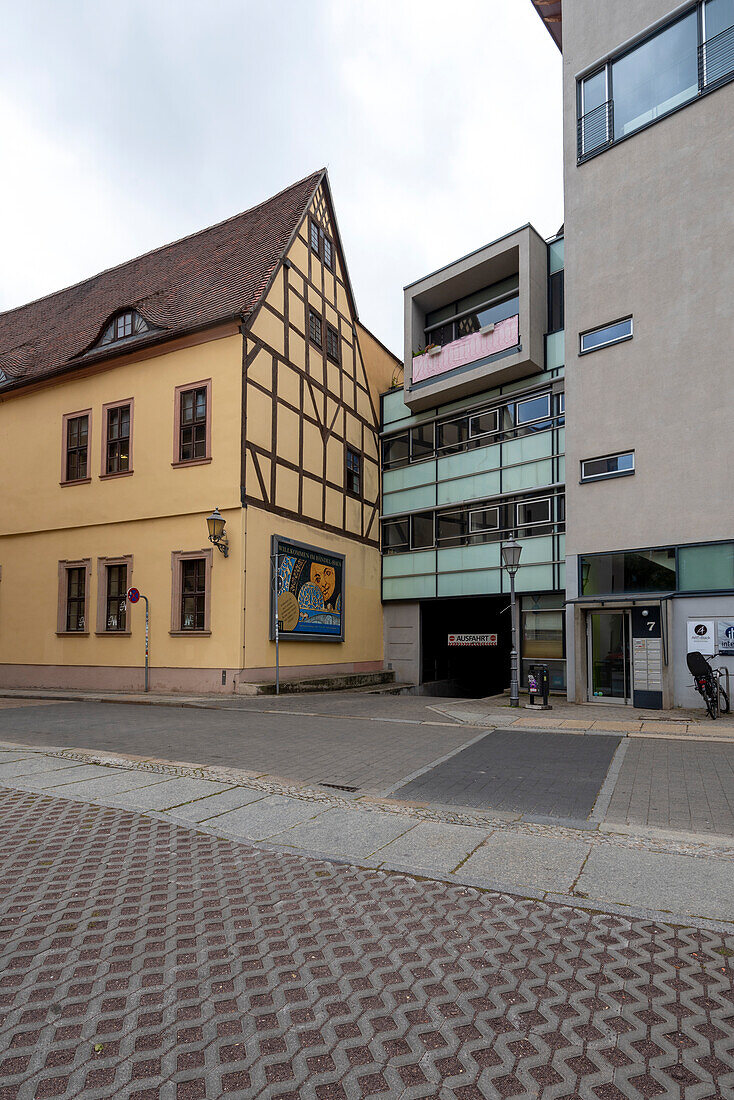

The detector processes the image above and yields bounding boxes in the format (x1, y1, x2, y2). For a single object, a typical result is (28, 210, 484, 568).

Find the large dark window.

(548, 270, 564, 333)
(181, 559, 206, 631)
(612, 11, 698, 140)
(382, 432, 410, 469)
(424, 275, 519, 350)
(66, 567, 86, 632)
(66, 415, 89, 481)
(578, 3, 733, 160)
(106, 404, 130, 474)
(179, 387, 207, 461)
(411, 513, 434, 549)
(581, 549, 676, 595)
(382, 518, 409, 552)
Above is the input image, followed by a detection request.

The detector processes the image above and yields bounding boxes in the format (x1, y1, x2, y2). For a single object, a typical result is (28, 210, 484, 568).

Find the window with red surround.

(101, 399, 133, 477)
(57, 559, 91, 634)
(170, 549, 213, 634)
(172, 379, 212, 466)
(61, 410, 92, 484)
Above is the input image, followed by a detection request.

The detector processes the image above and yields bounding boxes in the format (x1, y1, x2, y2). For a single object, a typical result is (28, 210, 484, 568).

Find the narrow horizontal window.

(517, 498, 551, 526)
(580, 318, 633, 354)
(581, 451, 635, 481)
(469, 507, 499, 533)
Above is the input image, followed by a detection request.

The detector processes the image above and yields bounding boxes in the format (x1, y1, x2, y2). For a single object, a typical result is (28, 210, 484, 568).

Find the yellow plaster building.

(0, 170, 399, 693)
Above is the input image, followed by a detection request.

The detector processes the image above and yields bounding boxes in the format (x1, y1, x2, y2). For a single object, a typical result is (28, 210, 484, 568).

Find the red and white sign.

(448, 633, 498, 647)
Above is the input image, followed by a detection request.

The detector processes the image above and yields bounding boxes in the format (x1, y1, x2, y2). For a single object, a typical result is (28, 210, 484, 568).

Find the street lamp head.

(501, 537, 522, 576)
(206, 507, 229, 557)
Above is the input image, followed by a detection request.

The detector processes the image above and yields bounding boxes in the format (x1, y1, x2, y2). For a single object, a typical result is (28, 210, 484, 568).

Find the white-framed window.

(581, 451, 635, 482)
(517, 498, 551, 526)
(469, 507, 499, 533)
(580, 317, 633, 354)
(469, 408, 499, 437)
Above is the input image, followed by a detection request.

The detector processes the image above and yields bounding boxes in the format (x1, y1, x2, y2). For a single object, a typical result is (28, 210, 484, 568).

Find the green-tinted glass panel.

(546, 330, 565, 369)
(549, 238, 564, 274)
(581, 549, 675, 595)
(383, 461, 437, 493)
(437, 472, 501, 506)
(383, 575, 437, 600)
(514, 564, 556, 593)
(678, 542, 734, 591)
(382, 485, 436, 516)
(437, 569, 502, 597)
(502, 459, 553, 493)
(504, 433, 553, 465)
(516, 536, 554, 566)
(437, 542, 501, 573)
(382, 550, 436, 579)
(438, 445, 501, 481)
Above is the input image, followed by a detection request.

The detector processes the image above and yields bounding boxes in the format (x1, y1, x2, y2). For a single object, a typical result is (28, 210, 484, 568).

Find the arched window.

(97, 310, 149, 347)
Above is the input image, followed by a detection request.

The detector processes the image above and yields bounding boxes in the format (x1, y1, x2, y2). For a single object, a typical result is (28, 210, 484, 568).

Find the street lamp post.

(501, 537, 523, 708)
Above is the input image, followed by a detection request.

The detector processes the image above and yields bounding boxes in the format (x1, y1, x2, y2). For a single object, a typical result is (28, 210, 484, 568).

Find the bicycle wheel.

(703, 680, 718, 719)
(719, 684, 730, 714)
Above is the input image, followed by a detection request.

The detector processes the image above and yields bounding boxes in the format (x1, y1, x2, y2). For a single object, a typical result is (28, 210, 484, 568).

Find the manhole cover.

(320, 782, 359, 792)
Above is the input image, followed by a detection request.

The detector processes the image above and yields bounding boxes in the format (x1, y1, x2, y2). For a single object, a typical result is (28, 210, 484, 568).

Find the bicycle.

(686, 650, 730, 719)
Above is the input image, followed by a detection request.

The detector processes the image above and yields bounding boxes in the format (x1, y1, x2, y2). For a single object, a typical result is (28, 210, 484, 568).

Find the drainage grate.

(320, 782, 360, 793)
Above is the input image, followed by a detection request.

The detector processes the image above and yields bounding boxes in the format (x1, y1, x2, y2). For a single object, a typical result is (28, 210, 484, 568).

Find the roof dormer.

(95, 309, 149, 348)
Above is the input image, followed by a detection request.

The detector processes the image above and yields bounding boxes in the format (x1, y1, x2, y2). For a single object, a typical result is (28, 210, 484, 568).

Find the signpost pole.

(271, 553, 280, 697)
(509, 570, 519, 708)
(143, 595, 150, 693)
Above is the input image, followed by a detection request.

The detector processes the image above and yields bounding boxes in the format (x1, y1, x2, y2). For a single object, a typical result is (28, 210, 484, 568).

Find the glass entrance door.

(587, 611, 631, 702)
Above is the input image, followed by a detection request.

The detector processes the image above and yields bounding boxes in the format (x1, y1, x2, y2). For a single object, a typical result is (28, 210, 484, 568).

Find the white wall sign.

(447, 633, 498, 647)
(717, 620, 734, 656)
(686, 620, 715, 656)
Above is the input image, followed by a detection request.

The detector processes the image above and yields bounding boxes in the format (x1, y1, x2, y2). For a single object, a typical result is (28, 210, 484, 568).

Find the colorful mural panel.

(270, 536, 345, 641)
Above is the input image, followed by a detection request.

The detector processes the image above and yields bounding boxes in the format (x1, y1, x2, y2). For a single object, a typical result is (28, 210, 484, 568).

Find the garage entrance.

(420, 596, 511, 697)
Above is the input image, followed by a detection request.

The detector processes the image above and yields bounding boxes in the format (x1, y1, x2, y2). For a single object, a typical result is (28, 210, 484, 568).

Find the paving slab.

(459, 831, 593, 894)
(0, 757, 79, 777)
(208, 794, 325, 840)
(166, 785, 267, 821)
(577, 844, 734, 922)
(375, 820, 491, 874)
(10, 763, 123, 788)
(272, 805, 416, 859)
(83, 776, 235, 810)
(32, 770, 178, 798)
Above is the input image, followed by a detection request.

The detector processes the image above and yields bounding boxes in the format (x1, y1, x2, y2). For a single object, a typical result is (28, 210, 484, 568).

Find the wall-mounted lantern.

(206, 507, 229, 557)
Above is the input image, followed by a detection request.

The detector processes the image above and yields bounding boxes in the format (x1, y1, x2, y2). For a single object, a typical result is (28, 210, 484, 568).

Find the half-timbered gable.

(242, 172, 383, 549)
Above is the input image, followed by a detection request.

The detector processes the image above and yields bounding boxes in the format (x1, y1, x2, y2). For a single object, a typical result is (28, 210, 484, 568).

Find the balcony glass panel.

(437, 542, 502, 573)
(514, 564, 556, 593)
(383, 461, 437, 494)
(612, 12, 698, 139)
(546, 330, 564, 369)
(437, 471, 501, 506)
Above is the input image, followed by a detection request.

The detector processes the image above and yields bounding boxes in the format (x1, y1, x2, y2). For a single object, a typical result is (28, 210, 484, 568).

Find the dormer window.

(0, 369, 6, 385)
(97, 309, 149, 348)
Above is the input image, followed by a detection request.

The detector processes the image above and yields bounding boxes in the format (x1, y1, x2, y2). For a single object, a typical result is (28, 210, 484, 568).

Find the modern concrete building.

(380, 226, 566, 695)
(533, 0, 734, 708)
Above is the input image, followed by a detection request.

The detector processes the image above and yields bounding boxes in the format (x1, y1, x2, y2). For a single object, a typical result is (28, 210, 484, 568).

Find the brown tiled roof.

(0, 168, 325, 391)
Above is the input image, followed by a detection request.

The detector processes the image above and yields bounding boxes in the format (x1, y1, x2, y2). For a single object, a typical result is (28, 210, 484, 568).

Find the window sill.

(55, 631, 89, 636)
(580, 471, 635, 484)
(171, 457, 212, 469)
(169, 630, 212, 637)
(99, 470, 134, 481)
(95, 630, 132, 636)
(59, 478, 91, 487)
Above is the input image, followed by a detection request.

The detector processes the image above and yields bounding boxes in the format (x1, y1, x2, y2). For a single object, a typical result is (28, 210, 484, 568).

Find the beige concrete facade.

(559, 0, 734, 706)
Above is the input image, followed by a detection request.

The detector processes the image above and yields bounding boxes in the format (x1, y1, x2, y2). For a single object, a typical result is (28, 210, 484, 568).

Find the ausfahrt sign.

(448, 633, 497, 647)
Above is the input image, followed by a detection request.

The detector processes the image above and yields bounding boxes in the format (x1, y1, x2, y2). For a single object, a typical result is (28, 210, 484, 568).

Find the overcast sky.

(0, 0, 562, 355)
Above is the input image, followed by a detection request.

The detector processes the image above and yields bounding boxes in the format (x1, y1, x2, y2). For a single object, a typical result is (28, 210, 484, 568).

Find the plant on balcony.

(412, 343, 440, 357)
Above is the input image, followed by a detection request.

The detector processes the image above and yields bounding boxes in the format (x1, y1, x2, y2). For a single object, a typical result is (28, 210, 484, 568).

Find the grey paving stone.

(271, 806, 415, 858)
(459, 831, 592, 893)
(375, 820, 490, 874)
(576, 844, 734, 921)
(35, 770, 180, 798)
(389, 728, 621, 819)
(88, 776, 235, 810)
(11, 763, 123, 789)
(166, 785, 267, 821)
(0, 757, 79, 778)
(208, 795, 325, 840)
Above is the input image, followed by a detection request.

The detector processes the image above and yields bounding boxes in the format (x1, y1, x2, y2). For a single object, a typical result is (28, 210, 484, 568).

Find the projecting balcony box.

(404, 225, 548, 412)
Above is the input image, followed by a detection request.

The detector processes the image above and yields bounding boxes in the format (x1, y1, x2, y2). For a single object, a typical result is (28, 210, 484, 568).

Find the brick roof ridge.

(0, 167, 326, 324)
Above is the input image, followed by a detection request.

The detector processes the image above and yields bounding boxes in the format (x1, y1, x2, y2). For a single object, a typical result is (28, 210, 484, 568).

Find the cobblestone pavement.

(2, 786, 734, 1100)
(390, 731, 622, 820)
(606, 739, 734, 836)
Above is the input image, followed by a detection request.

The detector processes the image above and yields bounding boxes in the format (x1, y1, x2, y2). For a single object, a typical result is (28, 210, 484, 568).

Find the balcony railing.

(699, 24, 734, 91)
(411, 314, 520, 387)
(577, 100, 614, 162)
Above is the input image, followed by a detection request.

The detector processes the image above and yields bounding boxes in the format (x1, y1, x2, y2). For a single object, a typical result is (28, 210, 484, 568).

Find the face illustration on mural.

(310, 563, 336, 604)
